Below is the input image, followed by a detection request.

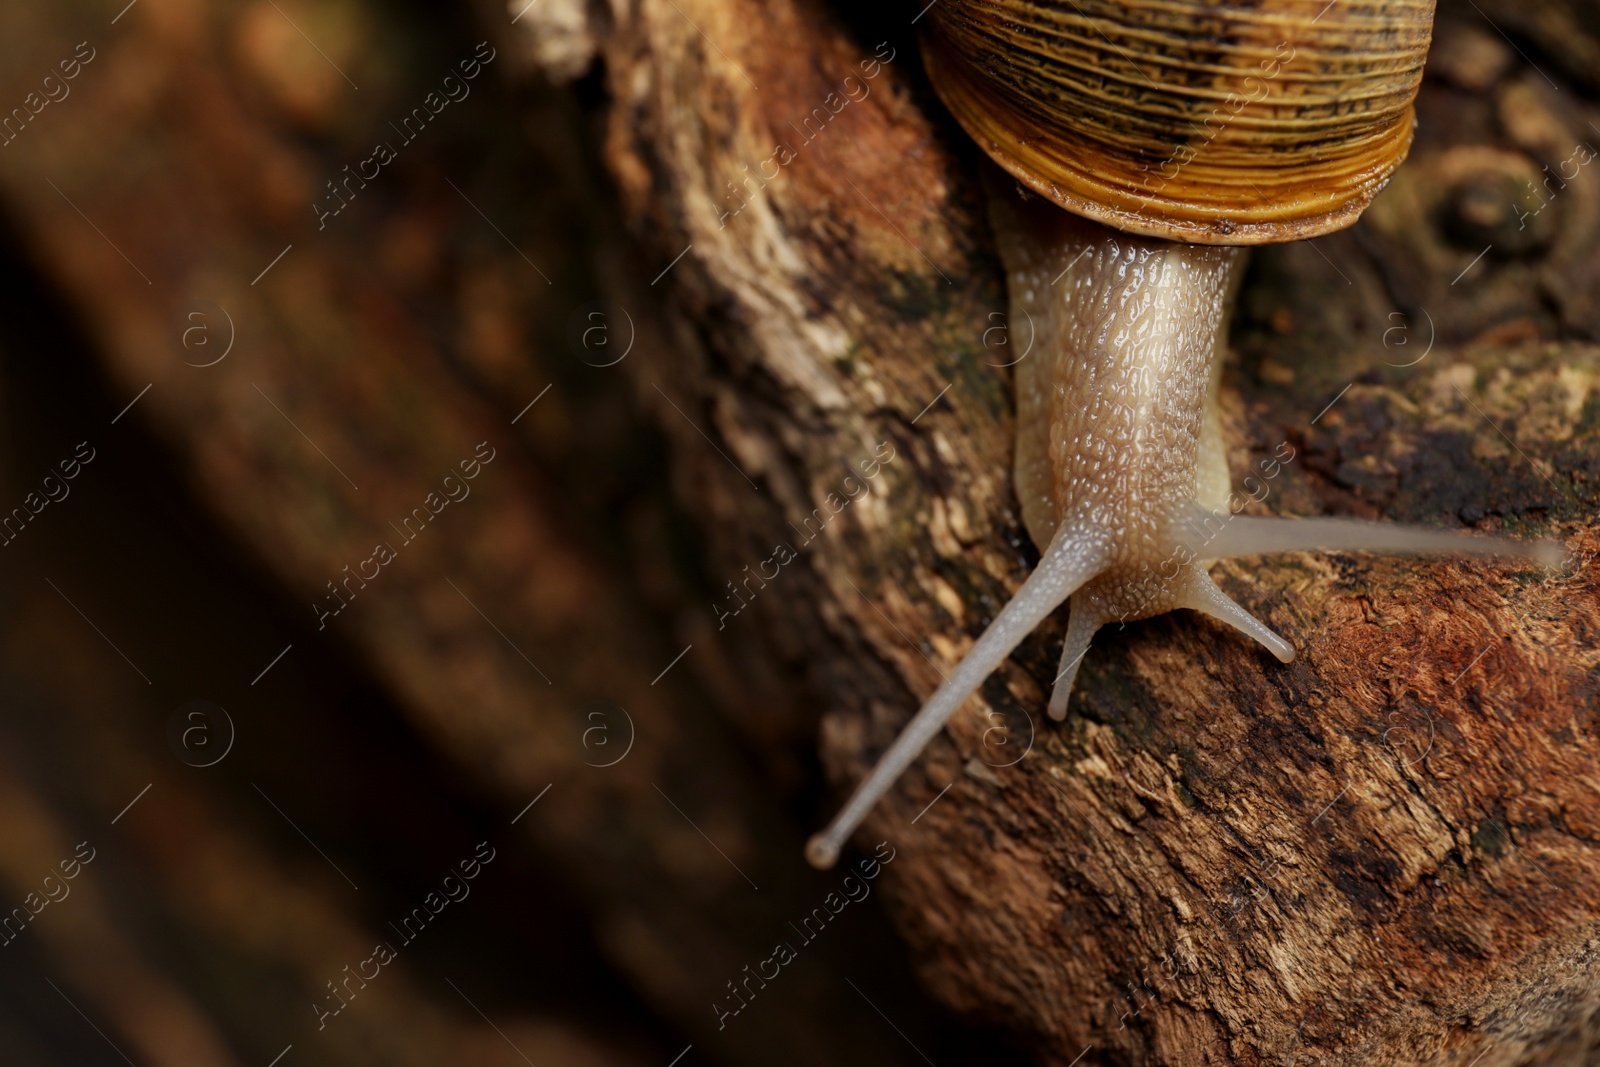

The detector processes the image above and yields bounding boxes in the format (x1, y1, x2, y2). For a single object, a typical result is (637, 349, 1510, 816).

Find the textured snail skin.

(803, 183, 1566, 871)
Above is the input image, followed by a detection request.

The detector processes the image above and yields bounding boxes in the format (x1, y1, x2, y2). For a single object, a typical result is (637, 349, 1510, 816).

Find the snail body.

(999, 191, 1267, 712)
(805, 0, 1566, 870)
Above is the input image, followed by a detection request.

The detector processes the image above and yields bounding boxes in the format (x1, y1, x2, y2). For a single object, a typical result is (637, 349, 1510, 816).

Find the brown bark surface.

(0, 0, 1597, 1065)
(575, 0, 1600, 1064)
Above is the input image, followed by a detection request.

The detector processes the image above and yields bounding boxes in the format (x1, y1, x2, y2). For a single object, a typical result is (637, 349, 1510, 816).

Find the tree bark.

(568, 0, 1600, 1064)
(0, 0, 1597, 1065)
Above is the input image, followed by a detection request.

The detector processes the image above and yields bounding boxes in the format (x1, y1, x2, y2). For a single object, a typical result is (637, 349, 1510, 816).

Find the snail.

(805, 0, 1566, 869)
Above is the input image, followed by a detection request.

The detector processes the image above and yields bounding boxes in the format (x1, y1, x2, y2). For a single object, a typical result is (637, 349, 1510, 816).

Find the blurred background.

(0, 1, 1031, 1064)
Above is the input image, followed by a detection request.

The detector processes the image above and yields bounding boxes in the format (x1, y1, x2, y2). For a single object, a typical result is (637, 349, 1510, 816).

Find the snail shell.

(922, 0, 1437, 243)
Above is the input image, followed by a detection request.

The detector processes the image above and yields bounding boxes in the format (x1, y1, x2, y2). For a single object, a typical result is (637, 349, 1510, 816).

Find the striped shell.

(922, 0, 1436, 244)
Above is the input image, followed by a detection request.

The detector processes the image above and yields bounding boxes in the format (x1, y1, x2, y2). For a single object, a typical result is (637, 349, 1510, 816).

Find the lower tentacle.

(805, 520, 1108, 869)
(1047, 596, 1101, 721)
(1177, 566, 1296, 663)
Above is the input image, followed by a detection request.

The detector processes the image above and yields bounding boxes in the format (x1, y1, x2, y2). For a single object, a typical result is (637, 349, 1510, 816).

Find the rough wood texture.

(0, 0, 1597, 1064)
(572, 0, 1600, 1064)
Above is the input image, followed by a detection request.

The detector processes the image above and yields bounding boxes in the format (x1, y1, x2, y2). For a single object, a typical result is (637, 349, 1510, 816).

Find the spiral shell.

(922, 0, 1436, 244)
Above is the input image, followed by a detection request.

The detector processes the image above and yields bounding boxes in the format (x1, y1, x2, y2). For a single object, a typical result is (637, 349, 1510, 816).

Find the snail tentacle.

(1047, 596, 1102, 721)
(804, 519, 1109, 870)
(1174, 566, 1297, 664)
(1197, 514, 1568, 568)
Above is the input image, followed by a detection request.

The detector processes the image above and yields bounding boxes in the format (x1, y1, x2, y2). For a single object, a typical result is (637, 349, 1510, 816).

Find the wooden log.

(0, 0, 1597, 1063)
(559, 0, 1600, 1063)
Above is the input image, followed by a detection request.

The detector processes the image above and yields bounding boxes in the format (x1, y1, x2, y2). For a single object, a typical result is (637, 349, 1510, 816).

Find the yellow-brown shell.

(923, 0, 1436, 244)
